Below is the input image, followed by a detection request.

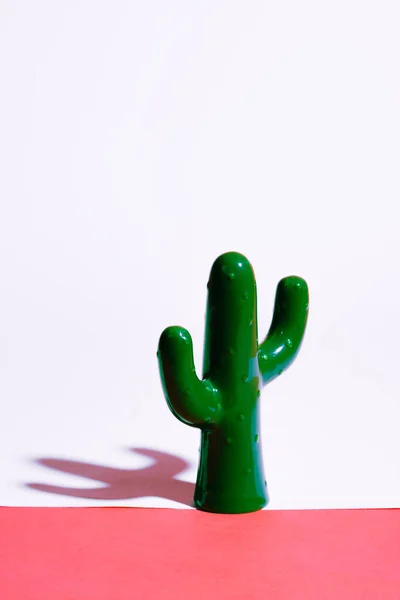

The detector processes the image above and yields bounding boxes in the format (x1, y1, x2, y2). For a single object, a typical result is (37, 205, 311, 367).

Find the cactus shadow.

(25, 447, 195, 507)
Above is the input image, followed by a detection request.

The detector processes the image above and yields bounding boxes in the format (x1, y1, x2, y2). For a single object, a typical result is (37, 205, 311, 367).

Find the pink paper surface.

(1, 507, 400, 599)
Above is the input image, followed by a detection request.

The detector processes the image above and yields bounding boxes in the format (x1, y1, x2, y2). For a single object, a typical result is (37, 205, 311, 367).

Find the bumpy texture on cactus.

(157, 252, 309, 514)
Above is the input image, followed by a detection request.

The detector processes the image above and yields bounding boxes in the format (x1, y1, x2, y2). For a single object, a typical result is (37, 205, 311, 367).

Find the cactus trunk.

(194, 405, 267, 513)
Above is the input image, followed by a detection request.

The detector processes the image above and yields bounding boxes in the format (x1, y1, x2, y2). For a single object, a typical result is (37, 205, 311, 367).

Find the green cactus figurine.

(157, 252, 309, 514)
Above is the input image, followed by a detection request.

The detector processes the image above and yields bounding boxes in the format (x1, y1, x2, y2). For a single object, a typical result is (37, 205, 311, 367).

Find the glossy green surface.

(157, 252, 309, 514)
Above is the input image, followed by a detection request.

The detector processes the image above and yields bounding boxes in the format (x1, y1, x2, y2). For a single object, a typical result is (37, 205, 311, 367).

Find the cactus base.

(194, 491, 268, 514)
(192, 427, 269, 514)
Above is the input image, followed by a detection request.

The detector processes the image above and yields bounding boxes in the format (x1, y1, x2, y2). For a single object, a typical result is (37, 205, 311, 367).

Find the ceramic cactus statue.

(157, 252, 309, 513)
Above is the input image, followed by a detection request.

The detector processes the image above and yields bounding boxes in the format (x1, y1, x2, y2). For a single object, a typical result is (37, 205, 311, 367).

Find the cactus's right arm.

(258, 276, 309, 385)
(157, 326, 221, 428)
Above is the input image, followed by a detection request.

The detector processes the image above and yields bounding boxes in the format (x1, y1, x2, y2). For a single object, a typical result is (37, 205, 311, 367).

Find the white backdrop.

(0, 0, 399, 509)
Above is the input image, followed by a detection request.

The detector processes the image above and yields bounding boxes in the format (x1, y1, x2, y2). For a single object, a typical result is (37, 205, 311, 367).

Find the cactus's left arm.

(158, 326, 221, 427)
(258, 276, 309, 386)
